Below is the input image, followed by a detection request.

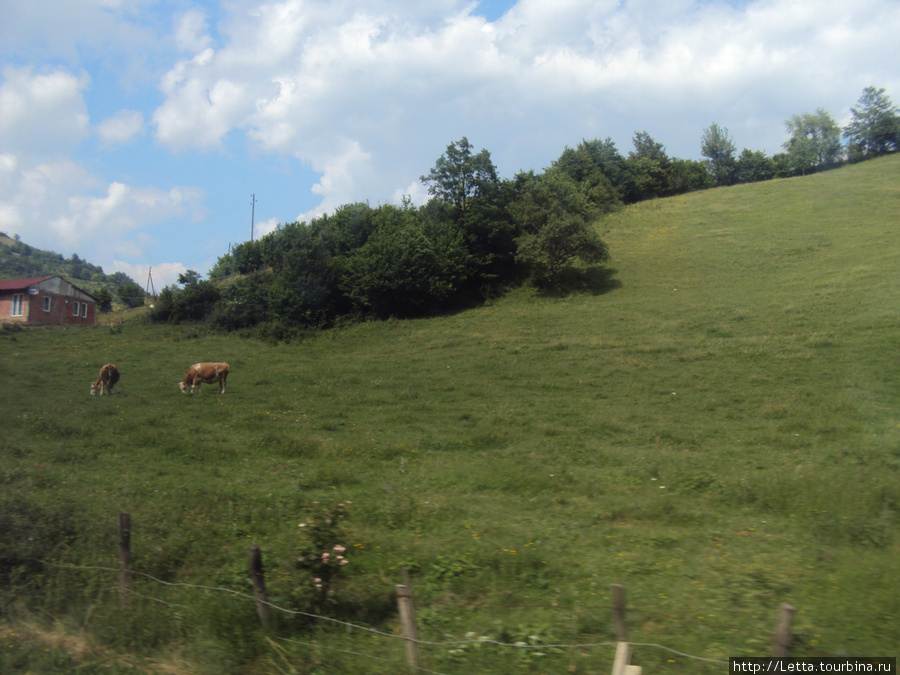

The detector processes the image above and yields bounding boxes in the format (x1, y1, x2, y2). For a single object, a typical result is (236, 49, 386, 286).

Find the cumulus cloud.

(96, 110, 144, 146)
(0, 66, 90, 156)
(153, 48, 256, 151)
(147, 0, 900, 212)
(0, 151, 203, 264)
(175, 10, 213, 54)
(49, 182, 204, 247)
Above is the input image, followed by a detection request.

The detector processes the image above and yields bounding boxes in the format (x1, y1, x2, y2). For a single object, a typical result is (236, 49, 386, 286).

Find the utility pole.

(250, 193, 256, 243)
(146, 267, 156, 297)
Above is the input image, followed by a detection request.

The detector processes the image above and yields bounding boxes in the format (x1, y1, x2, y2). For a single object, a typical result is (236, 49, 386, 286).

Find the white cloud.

(0, 150, 203, 264)
(143, 0, 900, 213)
(153, 49, 255, 151)
(49, 181, 204, 249)
(175, 10, 213, 54)
(0, 66, 90, 156)
(114, 260, 187, 291)
(96, 110, 144, 145)
(298, 139, 374, 220)
(254, 217, 280, 238)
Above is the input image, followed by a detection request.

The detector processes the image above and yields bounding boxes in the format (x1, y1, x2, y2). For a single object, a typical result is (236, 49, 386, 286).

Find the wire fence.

(13, 513, 838, 672)
(33, 555, 747, 673)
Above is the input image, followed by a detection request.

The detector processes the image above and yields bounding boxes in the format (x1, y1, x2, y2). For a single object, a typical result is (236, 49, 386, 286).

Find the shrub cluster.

(152, 138, 620, 331)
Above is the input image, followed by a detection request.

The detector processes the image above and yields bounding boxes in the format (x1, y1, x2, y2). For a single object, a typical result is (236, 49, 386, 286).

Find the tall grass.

(2, 156, 899, 673)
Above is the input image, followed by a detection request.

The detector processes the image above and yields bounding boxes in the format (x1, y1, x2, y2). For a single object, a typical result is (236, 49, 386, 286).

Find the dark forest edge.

(144, 85, 899, 337)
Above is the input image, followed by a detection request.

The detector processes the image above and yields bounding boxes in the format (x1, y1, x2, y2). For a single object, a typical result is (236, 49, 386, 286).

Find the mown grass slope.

(2, 155, 899, 673)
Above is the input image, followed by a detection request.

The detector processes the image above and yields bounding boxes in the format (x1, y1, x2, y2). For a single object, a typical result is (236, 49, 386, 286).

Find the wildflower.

(322, 552, 330, 560)
(298, 523, 306, 528)
(333, 545, 346, 553)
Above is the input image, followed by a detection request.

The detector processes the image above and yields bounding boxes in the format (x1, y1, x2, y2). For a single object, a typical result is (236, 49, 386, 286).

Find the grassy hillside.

(2, 156, 899, 673)
(0, 233, 139, 296)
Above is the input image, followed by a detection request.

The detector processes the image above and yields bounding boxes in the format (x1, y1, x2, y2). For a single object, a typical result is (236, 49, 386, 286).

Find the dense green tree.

(668, 158, 715, 193)
(552, 138, 625, 209)
(512, 169, 609, 287)
(177, 270, 201, 286)
(208, 273, 269, 330)
(420, 137, 499, 212)
(783, 109, 842, 175)
(341, 205, 472, 316)
(701, 123, 737, 186)
(230, 239, 264, 275)
(735, 148, 776, 184)
(116, 281, 145, 308)
(150, 271, 219, 322)
(93, 287, 113, 313)
(844, 86, 900, 161)
(625, 131, 671, 201)
(770, 153, 793, 178)
(421, 140, 518, 292)
(265, 225, 346, 326)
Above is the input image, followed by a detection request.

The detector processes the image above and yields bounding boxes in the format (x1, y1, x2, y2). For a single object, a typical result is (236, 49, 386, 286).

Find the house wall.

(1, 278, 97, 325)
(0, 293, 27, 323)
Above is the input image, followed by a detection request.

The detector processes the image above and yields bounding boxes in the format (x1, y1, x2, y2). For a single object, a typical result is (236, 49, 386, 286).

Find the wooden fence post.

(609, 585, 642, 675)
(396, 582, 420, 674)
(611, 641, 643, 675)
(771, 603, 796, 657)
(610, 584, 628, 641)
(249, 546, 271, 626)
(117, 513, 131, 605)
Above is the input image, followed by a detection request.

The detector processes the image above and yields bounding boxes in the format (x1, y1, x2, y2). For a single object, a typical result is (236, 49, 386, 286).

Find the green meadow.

(2, 156, 899, 673)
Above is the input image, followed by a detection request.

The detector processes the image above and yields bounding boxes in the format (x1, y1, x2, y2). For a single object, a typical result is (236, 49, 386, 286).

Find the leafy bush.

(512, 169, 610, 286)
(149, 270, 220, 323)
(295, 501, 353, 601)
(117, 281, 145, 308)
(341, 206, 473, 317)
(207, 273, 269, 330)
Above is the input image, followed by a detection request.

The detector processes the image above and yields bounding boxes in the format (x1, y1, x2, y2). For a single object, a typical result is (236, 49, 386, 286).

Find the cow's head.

(179, 381, 189, 393)
(90, 382, 98, 396)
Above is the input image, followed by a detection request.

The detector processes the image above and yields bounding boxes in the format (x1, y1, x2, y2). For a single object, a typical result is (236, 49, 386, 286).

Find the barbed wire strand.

(38, 559, 742, 665)
(628, 643, 728, 665)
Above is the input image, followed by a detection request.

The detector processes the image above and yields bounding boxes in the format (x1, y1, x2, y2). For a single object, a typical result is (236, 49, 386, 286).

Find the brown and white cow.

(90, 363, 120, 396)
(179, 362, 229, 394)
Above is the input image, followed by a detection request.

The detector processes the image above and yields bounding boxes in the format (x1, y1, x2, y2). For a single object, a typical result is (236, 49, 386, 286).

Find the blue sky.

(1, 0, 898, 289)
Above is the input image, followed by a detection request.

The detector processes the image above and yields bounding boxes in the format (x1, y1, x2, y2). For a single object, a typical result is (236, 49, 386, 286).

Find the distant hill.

(0, 233, 140, 294)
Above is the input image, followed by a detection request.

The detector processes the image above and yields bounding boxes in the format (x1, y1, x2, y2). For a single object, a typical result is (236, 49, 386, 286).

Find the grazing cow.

(90, 363, 120, 396)
(179, 362, 229, 394)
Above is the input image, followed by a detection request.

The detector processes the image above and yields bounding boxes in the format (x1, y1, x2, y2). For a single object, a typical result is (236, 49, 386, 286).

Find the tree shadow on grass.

(535, 266, 622, 298)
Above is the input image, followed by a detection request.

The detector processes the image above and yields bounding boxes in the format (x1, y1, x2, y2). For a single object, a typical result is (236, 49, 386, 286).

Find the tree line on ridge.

(148, 86, 900, 336)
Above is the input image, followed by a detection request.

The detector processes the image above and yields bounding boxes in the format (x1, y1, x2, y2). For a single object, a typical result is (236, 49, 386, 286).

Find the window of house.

(73, 301, 80, 316)
(81, 303, 87, 318)
(12, 294, 24, 317)
(43, 296, 51, 312)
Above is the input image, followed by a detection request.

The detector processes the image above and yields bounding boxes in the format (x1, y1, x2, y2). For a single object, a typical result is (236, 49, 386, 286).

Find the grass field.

(2, 156, 899, 673)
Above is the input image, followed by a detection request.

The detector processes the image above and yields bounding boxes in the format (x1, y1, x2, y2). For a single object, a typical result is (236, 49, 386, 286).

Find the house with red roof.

(0, 276, 98, 326)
